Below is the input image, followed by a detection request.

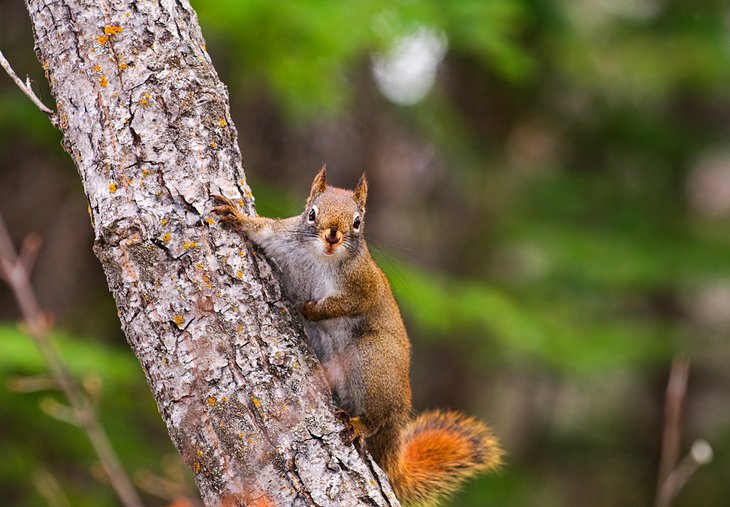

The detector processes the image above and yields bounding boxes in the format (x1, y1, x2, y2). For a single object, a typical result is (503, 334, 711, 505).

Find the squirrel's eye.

(353, 214, 361, 230)
(308, 207, 317, 223)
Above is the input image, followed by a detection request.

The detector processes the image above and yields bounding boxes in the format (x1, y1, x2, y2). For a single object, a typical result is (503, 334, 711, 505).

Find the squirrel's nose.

(325, 227, 340, 245)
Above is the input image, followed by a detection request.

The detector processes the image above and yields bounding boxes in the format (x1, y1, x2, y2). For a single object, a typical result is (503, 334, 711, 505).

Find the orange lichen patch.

(42, 61, 49, 70)
(207, 396, 216, 407)
(104, 25, 123, 35)
(193, 462, 201, 474)
(119, 62, 128, 71)
(139, 93, 150, 107)
(109, 182, 118, 193)
(100, 75, 109, 87)
(210, 141, 217, 149)
(160, 218, 169, 225)
(204, 217, 214, 226)
(142, 169, 150, 177)
(94, 64, 101, 73)
(221, 396, 228, 403)
(97, 35, 109, 45)
(173, 315, 184, 327)
(196, 449, 204, 457)
(251, 395, 261, 408)
(162, 232, 171, 242)
(236, 271, 243, 280)
(218, 118, 227, 127)
(183, 241, 198, 250)
(125, 12, 131, 18)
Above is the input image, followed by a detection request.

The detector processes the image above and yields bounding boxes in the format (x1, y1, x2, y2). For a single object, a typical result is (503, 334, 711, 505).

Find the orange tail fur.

(388, 411, 503, 506)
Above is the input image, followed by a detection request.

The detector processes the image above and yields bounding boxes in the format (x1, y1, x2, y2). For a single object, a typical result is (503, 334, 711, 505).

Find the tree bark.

(23, 1, 398, 505)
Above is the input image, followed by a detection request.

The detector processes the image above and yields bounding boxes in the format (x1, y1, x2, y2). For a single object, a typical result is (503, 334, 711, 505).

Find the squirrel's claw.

(336, 409, 365, 448)
(212, 194, 237, 207)
(211, 195, 246, 226)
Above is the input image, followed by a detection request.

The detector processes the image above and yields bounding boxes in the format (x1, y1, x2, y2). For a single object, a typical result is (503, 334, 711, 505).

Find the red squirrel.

(213, 167, 502, 505)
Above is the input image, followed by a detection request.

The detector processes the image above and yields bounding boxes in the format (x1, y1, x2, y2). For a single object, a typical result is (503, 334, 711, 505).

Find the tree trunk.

(23, 1, 398, 505)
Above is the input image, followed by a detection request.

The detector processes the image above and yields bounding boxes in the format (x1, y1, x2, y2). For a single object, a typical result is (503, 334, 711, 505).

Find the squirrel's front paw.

(301, 300, 322, 321)
(211, 195, 246, 227)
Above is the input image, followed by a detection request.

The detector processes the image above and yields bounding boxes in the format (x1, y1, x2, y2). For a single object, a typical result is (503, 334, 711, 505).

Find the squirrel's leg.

(212, 195, 273, 234)
(346, 333, 412, 470)
(301, 293, 368, 321)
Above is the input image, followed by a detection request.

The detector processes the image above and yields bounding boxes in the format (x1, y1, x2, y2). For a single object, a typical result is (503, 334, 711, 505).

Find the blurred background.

(1, 0, 729, 505)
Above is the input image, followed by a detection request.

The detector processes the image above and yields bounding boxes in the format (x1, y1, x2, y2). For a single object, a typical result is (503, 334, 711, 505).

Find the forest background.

(1, 1, 729, 506)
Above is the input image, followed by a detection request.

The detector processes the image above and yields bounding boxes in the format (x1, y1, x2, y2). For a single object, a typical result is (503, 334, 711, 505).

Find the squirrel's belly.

(303, 317, 361, 414)
(302, 317, 358, 363)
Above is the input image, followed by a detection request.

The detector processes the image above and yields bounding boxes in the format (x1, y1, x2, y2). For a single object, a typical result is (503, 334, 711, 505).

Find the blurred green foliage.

(0, 325, 176, 506)
(2, 0, 730, 506)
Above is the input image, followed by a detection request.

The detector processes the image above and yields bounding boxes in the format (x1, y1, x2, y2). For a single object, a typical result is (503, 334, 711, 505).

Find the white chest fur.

(253, 225, 363, 412)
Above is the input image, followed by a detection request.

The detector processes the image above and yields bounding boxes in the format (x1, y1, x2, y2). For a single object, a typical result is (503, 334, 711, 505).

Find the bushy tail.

(388, 411, 503, 506)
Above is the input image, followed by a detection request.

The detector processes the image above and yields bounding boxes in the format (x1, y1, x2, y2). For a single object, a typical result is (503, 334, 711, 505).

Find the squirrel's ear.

(309, 164, 328, 199)
(353, 172, 368, 208)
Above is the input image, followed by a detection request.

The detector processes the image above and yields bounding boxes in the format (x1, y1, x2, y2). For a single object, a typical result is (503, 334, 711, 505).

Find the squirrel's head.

(303, 165, 368, 259)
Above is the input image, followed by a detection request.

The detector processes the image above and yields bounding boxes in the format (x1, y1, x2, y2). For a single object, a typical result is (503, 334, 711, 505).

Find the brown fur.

(212, 168, 502, 505)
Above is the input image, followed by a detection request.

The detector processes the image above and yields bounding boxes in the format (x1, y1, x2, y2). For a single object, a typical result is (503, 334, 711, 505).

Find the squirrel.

(213, 167, 502, 505)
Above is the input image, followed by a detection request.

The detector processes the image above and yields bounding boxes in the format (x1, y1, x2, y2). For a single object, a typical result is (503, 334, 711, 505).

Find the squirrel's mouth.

(321, 228, 343, 256)
(321, 241, 342, 256)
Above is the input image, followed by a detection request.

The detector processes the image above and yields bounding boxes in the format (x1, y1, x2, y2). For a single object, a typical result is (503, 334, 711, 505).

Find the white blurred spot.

(686, 149, 730, 218)
(683, 281, 730, 329)
(372, 27, 448, 106)
(690, 439, 713, 465)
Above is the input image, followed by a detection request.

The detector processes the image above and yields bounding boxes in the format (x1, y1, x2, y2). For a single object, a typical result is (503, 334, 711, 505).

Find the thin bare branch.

(6, 374, 59, 393)
(656, 356, 690, 498)
(134, 469, 201, 505)
(663, 439, 713, 500)
(654, 356, 708, 507)
(0, 49, 54, 116)
(0, 213, 144, 507)
(33, 468, 71, 507)
(19, 233, 42, 275)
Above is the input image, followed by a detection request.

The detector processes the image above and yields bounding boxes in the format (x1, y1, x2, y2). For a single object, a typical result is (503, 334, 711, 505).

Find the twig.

(134, 469, 201, 506)
(654, 356, 712, 507)
(655, 355, 690, 507)
(0, 49, 55, 116)
(0, 214, 145, 507)
(664, 439, 713, 497)
(33, 468, 71, 507)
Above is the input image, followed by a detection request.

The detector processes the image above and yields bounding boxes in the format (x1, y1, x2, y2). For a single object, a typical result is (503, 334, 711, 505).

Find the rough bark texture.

(23, 1, 398, 505)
